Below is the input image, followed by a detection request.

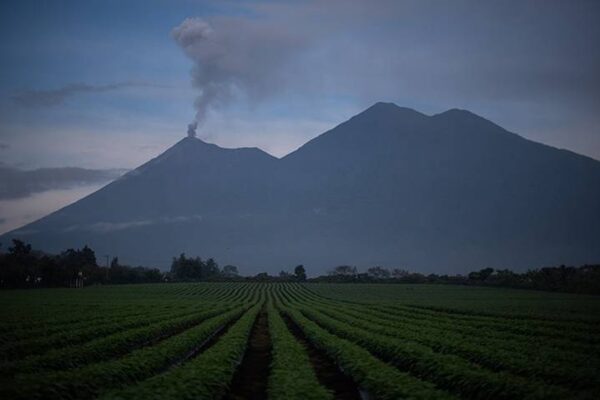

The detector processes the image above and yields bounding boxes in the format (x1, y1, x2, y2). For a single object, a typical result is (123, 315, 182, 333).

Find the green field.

(1, 283, 599, 399)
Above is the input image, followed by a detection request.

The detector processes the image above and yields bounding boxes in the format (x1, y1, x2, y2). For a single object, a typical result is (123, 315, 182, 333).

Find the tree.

(2, 239, 37, 287)
(57, 246, 98, 287)
(367, 266, 391, 279)
(204, 258, 220, 278)
(391, 268, 410, 279)
(294, 265, 307, 281)
(279, 270, 292, 279)
(329, 265, 357, 276)
(469, 267, 494, 281)
(8, 239, 32, 258)
(170, 253, 196, 280)
(170, 254, 221, 281)
(222, 265, 239, 278)
(254, 272, 270, 281)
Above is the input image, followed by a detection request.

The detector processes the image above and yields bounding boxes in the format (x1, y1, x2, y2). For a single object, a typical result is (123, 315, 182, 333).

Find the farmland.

(0, 283, 599, 399)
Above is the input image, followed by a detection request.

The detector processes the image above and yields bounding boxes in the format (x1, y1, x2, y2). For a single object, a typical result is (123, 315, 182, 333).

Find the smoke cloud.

(0, 164, 126, 200)
(187, 121, 198, 138)
(11, 82, 158, 107)
(171, 16, 306, 131)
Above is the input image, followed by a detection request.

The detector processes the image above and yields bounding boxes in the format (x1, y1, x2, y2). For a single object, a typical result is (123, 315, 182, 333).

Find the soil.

(163, 314, 242, 373)
(224, 311, 272, 400)
(283, 314, 363, 400)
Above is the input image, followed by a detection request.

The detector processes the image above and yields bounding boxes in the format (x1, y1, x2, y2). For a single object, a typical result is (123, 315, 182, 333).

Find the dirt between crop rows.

(283, 314, 363, 400)
(224, 311, 272, 400)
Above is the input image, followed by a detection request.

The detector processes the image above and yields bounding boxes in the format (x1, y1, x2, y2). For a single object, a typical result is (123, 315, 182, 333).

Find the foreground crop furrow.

(0, 306, 249, 400)
(101, 305, 261, 400)
(311, 303, 600, 392)
(385, 304, 600, 343)
(0, 306, 159, 343)
(0, 305, 238, 376)
(223, 308, 272, 400)
(0, 307, 200, 362)
(299, 306, 582, 400)
(266, 290, 336, 400)
(2, 282, 599, 400)
(281, 304, 455, 400)
(361, 304, 600, 358)
(287, 290, 598, 348)
(406, 304, 600, 327)
(278, 310, 360, 399)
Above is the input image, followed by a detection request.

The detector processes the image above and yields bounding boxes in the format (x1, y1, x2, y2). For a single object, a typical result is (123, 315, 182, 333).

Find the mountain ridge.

(3, 103, 600, 275)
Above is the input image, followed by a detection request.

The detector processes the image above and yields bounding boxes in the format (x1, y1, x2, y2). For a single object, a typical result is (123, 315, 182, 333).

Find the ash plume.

(187, 121, 198, 138)
(171, 16, 306, 132)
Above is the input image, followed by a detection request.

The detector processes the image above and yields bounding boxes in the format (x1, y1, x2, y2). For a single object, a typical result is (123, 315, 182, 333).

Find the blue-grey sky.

(1, 0, 599, 232)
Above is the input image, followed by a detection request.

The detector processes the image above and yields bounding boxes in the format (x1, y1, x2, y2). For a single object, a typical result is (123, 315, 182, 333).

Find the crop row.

(0, 283, 251, 332)
(312, 302, 600, 392)
(0, 306, 205, 361)
(406, 303, 600, 327)
(0, 304, 164, 340)
(368, 306, 598, 381)
(294, 284, 600, 346)
(297, 305, 582, 400)
(281, 309, 454, 399)
(290, 293, 600, 383)
(101, 304, 262, 399)
(273, 294, 454, 400)
(290, 284, 600, 357)
(297, 282, 598, 333)
(362, 304, 600, 358)
(375, 303, 600, 341)
(266, 300, 332, 400)
(0, 304, 241, 376)
(2, 282, 597, 400)
(0, 305, 249, 400)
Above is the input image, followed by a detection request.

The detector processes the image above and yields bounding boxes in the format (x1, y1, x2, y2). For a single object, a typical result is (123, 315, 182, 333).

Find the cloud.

(65, 215, 203, 233)
(0, 143, 8, 150)
(0, 164, 127, 199)
(0, 184, 105, 235)
(8, 229, 39, 235)
(87, 220, 153, 233)
(11, 82, 159, 107)
(171, 15, 308, 127)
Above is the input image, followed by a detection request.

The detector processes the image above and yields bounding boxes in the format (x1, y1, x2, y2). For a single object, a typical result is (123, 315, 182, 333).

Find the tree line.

(0, 240, 164, 288)
(1, 239, 599, 293)
(0, 240, 307, 288)
(168, 253, 239, 281)
(170, 256, 309, 283)
(310, 265, 600, 294)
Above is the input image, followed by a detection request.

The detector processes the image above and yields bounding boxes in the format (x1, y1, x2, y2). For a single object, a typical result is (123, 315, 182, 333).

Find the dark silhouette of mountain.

(3, 102, 600, 274)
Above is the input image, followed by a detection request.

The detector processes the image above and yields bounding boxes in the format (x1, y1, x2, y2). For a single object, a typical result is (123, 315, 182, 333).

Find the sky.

(0, 0, 599, 233)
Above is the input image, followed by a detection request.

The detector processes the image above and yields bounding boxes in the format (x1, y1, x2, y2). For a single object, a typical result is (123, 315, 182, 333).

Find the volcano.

(4, 103, 600, 275)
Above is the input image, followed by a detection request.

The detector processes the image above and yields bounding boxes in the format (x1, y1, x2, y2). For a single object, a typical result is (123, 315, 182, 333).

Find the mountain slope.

(3, 103, 600, 274)
(4, 137, 280, 267)
(276, 103, 600, 272)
